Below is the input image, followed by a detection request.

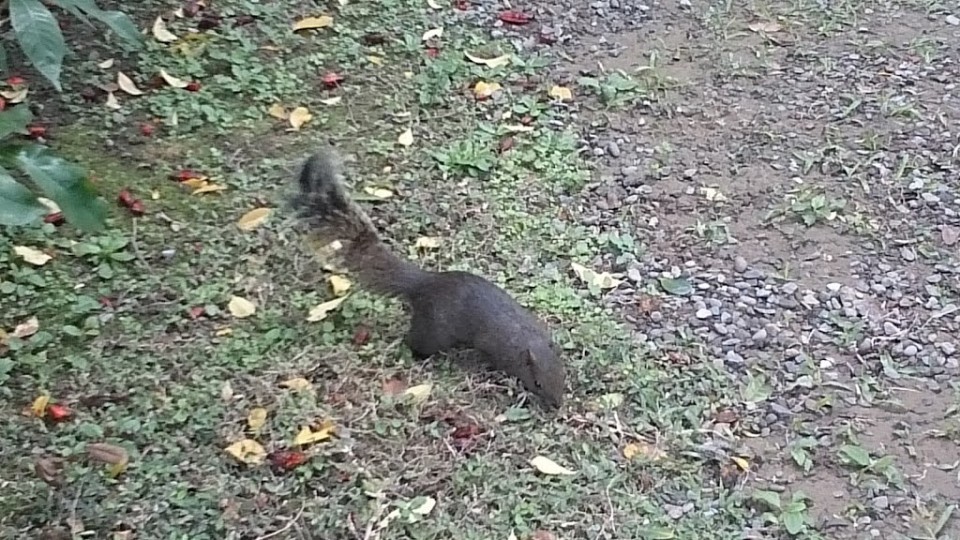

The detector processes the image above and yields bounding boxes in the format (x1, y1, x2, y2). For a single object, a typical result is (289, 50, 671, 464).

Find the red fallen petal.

(128, 200, 146, 216)
(43, 212, 65, 226)
(27, 126, 46, 139)
(7, 76, 26, 86)
(174, 169, 202, 182)
(499, 10, 532, 25)
(499, 137, 515, 153)
(454, 0, 469, 10)
(185, 81, 201, 92)
(520, 115, 534, 125)
(47, 404, 72, 422)
(321, 72, 344, 88)
(451, 424, 480, 440)
(140, 123, 156, 136)
(269, 450, 308, 471)
(425, 47, 440, 58)
(188, 306, 205, 319)
(117, 189, 136, 206)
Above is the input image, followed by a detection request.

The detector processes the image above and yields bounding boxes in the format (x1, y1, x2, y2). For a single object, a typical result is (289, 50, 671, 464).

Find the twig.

(255, 501, 306, 540)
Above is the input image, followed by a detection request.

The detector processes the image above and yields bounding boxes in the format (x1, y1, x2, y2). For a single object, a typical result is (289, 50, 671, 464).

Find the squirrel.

(291, 147, 566, 408)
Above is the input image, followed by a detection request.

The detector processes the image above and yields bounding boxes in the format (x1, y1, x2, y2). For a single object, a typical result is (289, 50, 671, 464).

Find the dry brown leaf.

(403, 383, 432, 404)
(415, 237, 441, 249)
(105, 92, 121, 110)
(247, 408, 267, 431)
(190, 181, 226, 195)
(288, 106, 313, 131)
(152, 16, 179, 43)
(293, 419, 336, 446)
(236, 208, 271, 231)
(14, 246, 51, 266)
(87, 442, 129, 476)
(280, 377, 313, 391)
(473, 81, 501, 99)
(159, 69, 189, 88)
(529, 455, 576, 475)
(548, 85, 573, 101)
(117, 72, 144, 96)
(30, 395, 50, 417)
(397, 128, 414, 147)
(34, 457, 64, 487)
(292, 15, 334, 31)
(306, 296, 348, 322)
(465, 52, 511, 68)
(228, 296, 256, 318)
(0, 88, 28, 103)
(732, 456, 750, 471)
(748, 20, 782, 33)
(224, 439, 266, 465)
(422, 28, 443, 41)
(363, 187, 394, 199)
(329, 275, 351, 296)
(623, 441, 666, 461)
(12, 317, 39, 339)
(381, 378, 408, 396)
(267, 103, 288, 119)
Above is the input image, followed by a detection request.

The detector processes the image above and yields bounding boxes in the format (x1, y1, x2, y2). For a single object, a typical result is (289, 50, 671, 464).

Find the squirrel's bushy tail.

(293, 148, 427, 298)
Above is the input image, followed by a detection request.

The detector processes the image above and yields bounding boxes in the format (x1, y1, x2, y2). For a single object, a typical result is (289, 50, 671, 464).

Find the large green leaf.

(13, 145, 106, 232)
(0, 106, 34, 141)
(48, 0, 93, 26)
(62, 0, 142, 47)
(9, 0, 66, 91)
(0, 168, 46, 226)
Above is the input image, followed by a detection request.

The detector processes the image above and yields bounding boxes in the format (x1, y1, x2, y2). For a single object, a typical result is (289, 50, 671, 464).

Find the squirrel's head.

(522, 341, 565, 409)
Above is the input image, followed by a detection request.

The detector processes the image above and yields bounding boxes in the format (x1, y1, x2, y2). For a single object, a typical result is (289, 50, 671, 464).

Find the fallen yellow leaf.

(12, 317, 39, 338)
(247, 408, 268, 431)
(415, 237, 441, 249)
(473, 81, 502, 99)
(30, 395, 50, 417)
(422, 28, 443, 41)
(292, 15, 334, 31)
(159, 69, 189, 88)
(397, 128, 414, 147)
(307, 295, 348, 322)
(529, 455, 576, 476)
(152, 16, 179, 42)
(191, 182, 227, 195)
(732, 456, 750, 471)
(465, 52, 511, 68)
(224, 439, 266, 465)
(14, 246, 51, 266)
(97, 58, 114, 69)
(623, 441, 666, 461)
(403, 383, 432, 404)
(571, 262, 621, 290)
(363, 187, 394, 199)
(367, 55, 384, 66)
(267, 103, 288, 119)
(117, 72, 144, 96)
(289, 106, 313, 131)
(548, 85, 573, 102)
(293, 419, 336, 446)
(280, 377, 313, 391)
(87, 442, 130, 477)
(329, 275, 351, 296)
(228, 296, 256, 318)
(236, 208, 272, 231)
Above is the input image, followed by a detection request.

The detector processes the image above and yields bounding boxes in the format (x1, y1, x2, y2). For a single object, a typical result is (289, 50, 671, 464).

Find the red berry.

(140, 123, 155, 136)
(128, 200, 146, 216)
(47, 404, 72, 422)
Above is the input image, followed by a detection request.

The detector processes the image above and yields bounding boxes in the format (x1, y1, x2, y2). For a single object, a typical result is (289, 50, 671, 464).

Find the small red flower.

(47, 404, 72, 422)
(43, 212, 65, 226)
(188, 306, 205, 319)
(140, 123, 156, 136)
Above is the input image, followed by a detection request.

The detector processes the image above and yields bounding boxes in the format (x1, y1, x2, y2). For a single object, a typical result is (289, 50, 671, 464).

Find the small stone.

(902, 344, 919, 357)
(734, 256, 748, 273)
(606, 141, 621, 157)
(900, 247, 916, 261)
(946, 14, 960, 25)
(871, 496, 889, 510)
(696, 308, 713, 319)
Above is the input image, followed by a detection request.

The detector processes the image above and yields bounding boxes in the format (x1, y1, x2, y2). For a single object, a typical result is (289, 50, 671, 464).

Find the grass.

(0, 0, 761, 538)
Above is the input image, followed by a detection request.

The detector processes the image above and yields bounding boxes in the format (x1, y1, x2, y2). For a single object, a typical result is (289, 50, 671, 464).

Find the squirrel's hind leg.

(405, 314, 456, 359)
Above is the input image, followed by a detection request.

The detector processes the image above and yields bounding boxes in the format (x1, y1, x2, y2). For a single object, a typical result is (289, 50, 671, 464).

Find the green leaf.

(750, 490, 781, 511)
(12, 145, 106, 232)
(838, 444, 871, 468)
(48, 0, 93, 26)
(9, 0, 67, 91)
(782, 510, 805, 535)
(0, 106, 34, 140)
(658, 276, 692, 296)
(68, 0, 142, 47)
(0, 169, 46, 226)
